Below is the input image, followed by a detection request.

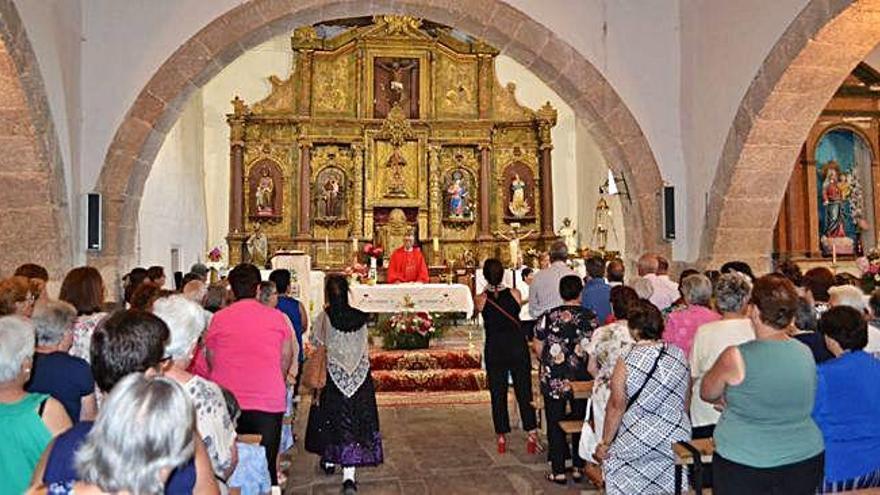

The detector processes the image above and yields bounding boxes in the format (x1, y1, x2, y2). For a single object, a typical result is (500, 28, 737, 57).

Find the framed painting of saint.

(815, 128, 874, 256)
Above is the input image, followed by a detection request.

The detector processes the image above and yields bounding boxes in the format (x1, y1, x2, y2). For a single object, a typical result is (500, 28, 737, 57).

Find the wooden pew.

(672, 437, 715, 494)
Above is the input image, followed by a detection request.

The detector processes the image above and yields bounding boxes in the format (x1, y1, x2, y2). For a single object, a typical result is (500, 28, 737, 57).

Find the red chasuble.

(386, 246, 429, 283)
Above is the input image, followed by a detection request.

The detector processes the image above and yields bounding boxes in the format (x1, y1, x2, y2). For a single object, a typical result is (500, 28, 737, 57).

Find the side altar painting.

(816, 128, 871, 256)
(226, 15, 557, 268)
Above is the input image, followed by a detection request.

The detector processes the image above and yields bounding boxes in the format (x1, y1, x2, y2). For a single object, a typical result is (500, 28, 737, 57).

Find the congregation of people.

(476, 242, 880, 494)
(0, 260, 381, 495)
(2, 243, 880, 494)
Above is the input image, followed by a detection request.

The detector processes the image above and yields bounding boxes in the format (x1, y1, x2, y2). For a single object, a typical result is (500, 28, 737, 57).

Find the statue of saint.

(246, 224, 269, 268)
(508, 173, 531, 217)
(558, 217, 578, 255)
(255, 168, 274, 216)
(322, 177, 340, 217)
(446, 172, 469, 218)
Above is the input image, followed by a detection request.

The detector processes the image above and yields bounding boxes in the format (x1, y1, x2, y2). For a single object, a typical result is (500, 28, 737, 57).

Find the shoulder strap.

(626, 345, 666, 411)
(38, 397, 49, 417)
(484, 294, 520, 329)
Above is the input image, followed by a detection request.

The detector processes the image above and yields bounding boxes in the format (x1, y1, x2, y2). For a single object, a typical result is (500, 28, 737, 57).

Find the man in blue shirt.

(580, 255, 611, 324)
(269, 269, 308, 397)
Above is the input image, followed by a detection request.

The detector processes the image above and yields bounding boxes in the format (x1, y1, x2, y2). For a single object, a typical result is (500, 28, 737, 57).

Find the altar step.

(370, 347, 487, 392)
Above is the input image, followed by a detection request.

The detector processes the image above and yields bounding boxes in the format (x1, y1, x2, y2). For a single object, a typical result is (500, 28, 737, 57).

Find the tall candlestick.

(433, 237, 440, 252)
(352, 237, 358, 254)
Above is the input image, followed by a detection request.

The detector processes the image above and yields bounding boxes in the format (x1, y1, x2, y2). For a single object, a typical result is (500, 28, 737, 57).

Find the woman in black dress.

(475, 258, 540, 455)
(305, 274, 383, 495)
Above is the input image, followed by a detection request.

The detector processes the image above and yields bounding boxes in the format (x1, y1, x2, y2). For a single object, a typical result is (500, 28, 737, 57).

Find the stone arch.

(95, 0, 666, 278)
(0, 0, 72, 278)
(701, 0, 880, 271)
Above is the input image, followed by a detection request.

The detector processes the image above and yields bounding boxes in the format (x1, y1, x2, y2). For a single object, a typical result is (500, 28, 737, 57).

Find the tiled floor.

(284, 395, 600, 494)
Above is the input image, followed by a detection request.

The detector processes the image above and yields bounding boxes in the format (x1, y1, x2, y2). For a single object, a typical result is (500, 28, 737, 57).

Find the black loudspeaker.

(86, 193, 102, 250)
(663, 186, 675, 240)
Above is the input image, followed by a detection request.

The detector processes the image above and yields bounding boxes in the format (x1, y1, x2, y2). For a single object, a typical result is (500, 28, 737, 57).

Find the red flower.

(363, 243, 373, 254)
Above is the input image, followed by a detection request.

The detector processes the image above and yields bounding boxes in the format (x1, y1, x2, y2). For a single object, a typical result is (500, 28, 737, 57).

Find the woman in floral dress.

(59, 267, 107, 363)
(583, 286, 640, 460)
(535, 275, 599, 484)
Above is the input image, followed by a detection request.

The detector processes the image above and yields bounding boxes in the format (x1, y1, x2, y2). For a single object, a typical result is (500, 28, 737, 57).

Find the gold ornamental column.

(297, 140, 313, 239)
(537, 103, 557, 239)
(228, 97, 246, 234)
(478, 143, 493, 240)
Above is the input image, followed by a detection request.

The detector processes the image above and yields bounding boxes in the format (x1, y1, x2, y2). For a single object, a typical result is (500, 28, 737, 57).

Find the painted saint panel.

(816, 128, 872, 256)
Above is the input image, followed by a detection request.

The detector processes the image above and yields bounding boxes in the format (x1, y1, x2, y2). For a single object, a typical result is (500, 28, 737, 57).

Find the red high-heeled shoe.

(527, 432, 543, 454)
(497, 434, 507, 454)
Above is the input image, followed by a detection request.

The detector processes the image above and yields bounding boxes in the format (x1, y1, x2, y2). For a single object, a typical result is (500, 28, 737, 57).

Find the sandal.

(570, 469, 585, 484)
(526, 432, 544, 454)
(546, 473, 567, 485)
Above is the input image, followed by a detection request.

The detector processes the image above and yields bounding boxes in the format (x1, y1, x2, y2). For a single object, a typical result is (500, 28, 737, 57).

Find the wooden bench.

(570, 380, 593, 400)
(672, 437, 715, 494)
(559, 419, 582, 435)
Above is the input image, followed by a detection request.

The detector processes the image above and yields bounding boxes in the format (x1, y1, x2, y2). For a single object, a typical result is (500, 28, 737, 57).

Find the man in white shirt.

(828, 284, 880, 355)
(528, 241, 575, 320)
(637, 254, 678, 311)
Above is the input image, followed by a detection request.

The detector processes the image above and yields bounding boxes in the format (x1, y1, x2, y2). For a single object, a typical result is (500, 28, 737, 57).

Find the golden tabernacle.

(226, 15, 557, 269)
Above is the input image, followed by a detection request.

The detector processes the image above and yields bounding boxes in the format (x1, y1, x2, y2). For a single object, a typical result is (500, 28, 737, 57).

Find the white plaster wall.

(13, 0, 820, 263)
(201, 35, 293, 252)
(680, 0, 810, 259)
(137, 92, 207, 280)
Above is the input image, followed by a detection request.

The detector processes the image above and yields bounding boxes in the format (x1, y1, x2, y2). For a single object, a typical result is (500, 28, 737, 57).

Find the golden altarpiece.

(226, 16, 558, 268)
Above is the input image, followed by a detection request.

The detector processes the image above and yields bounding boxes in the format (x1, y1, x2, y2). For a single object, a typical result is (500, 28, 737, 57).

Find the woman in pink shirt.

(663, 274, 720, 357)
(202, 263, 298, 486)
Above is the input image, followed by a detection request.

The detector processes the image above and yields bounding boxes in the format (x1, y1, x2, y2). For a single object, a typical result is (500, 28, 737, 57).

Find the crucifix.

(494, 222, 534, 269)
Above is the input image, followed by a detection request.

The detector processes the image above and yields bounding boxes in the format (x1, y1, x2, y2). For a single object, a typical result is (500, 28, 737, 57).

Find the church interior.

(5, 1, 880, 494)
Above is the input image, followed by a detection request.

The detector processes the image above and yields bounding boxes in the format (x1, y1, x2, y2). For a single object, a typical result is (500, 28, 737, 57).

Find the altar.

(348, 283, 474, 318)
(224, 15, 559, 271)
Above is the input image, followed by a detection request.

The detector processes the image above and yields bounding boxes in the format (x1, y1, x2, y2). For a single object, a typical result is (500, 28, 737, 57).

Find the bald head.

(637, 254, 659, 276)
(182, 280, 207, 303)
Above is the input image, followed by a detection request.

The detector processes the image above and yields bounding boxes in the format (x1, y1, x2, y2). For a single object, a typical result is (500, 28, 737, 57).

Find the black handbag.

(304, 395, 326, 455)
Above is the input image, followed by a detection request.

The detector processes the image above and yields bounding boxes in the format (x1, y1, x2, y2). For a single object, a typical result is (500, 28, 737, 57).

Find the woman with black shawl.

(305, 274, 383, 495)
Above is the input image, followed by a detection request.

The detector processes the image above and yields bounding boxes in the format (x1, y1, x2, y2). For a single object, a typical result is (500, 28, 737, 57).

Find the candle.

(433, 237, 440, 252)
(352, 237, 358, 253)
(832, 243, 837, 265)
(324, 234, 330, 254)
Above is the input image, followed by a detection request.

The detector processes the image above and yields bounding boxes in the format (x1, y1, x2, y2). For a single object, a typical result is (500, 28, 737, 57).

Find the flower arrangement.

(343, 261, 369, 285)
(207, 246, 223, 263)
(362, 243, 384, 263)
(379, 312, 435, 349)
(856, 247, 880, 292)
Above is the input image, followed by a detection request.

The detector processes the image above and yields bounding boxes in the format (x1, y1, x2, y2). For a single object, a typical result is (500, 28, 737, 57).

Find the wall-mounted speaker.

(85, 193, 102, 251)
(663, 185, 675, 241)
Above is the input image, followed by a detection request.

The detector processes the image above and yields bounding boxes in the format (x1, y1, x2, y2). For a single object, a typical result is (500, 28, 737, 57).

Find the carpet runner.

(370, 348, 487, 392)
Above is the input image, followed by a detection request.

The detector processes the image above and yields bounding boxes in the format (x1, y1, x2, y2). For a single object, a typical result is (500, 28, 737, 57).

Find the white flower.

(550, 343, 562, 357)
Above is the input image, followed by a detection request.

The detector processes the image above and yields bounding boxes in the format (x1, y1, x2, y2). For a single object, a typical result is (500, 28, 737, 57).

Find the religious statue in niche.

(314, 166, 347, 221)
(444, 169, 474, 221)
(374, 57, 419, 119)
(816, 128, 871, 256)
(385, 147, 408, 197)
(248, 159, 283, 219)
(503, 161, 536, 222)
(509, 174, 531, 218)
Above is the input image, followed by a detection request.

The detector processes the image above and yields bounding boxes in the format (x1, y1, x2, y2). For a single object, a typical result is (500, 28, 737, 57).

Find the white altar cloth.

(348, 283, 474, 318)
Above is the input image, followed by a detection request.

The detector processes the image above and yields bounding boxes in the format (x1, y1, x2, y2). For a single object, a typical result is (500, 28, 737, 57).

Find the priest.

(386, 229, 429, 283)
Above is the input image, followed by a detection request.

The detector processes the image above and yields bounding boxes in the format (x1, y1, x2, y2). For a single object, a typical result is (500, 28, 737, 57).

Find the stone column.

(228, 116, 245, 234)
(297, 141, 312, 239)
(478, 143, 493, 240)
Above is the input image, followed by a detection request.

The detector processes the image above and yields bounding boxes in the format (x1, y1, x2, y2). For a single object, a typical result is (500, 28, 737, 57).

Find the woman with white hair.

(0, 316, 72, 494)
(27, 301, 97, 422)
(663, 274, 720, 357)
(46, 373, 196, 494)
(152, 294, 237, 482)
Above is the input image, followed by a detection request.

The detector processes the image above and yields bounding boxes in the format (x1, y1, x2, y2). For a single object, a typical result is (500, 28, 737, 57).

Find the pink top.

(204, 299, 292, 412)
(663, 305, 720, 358)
